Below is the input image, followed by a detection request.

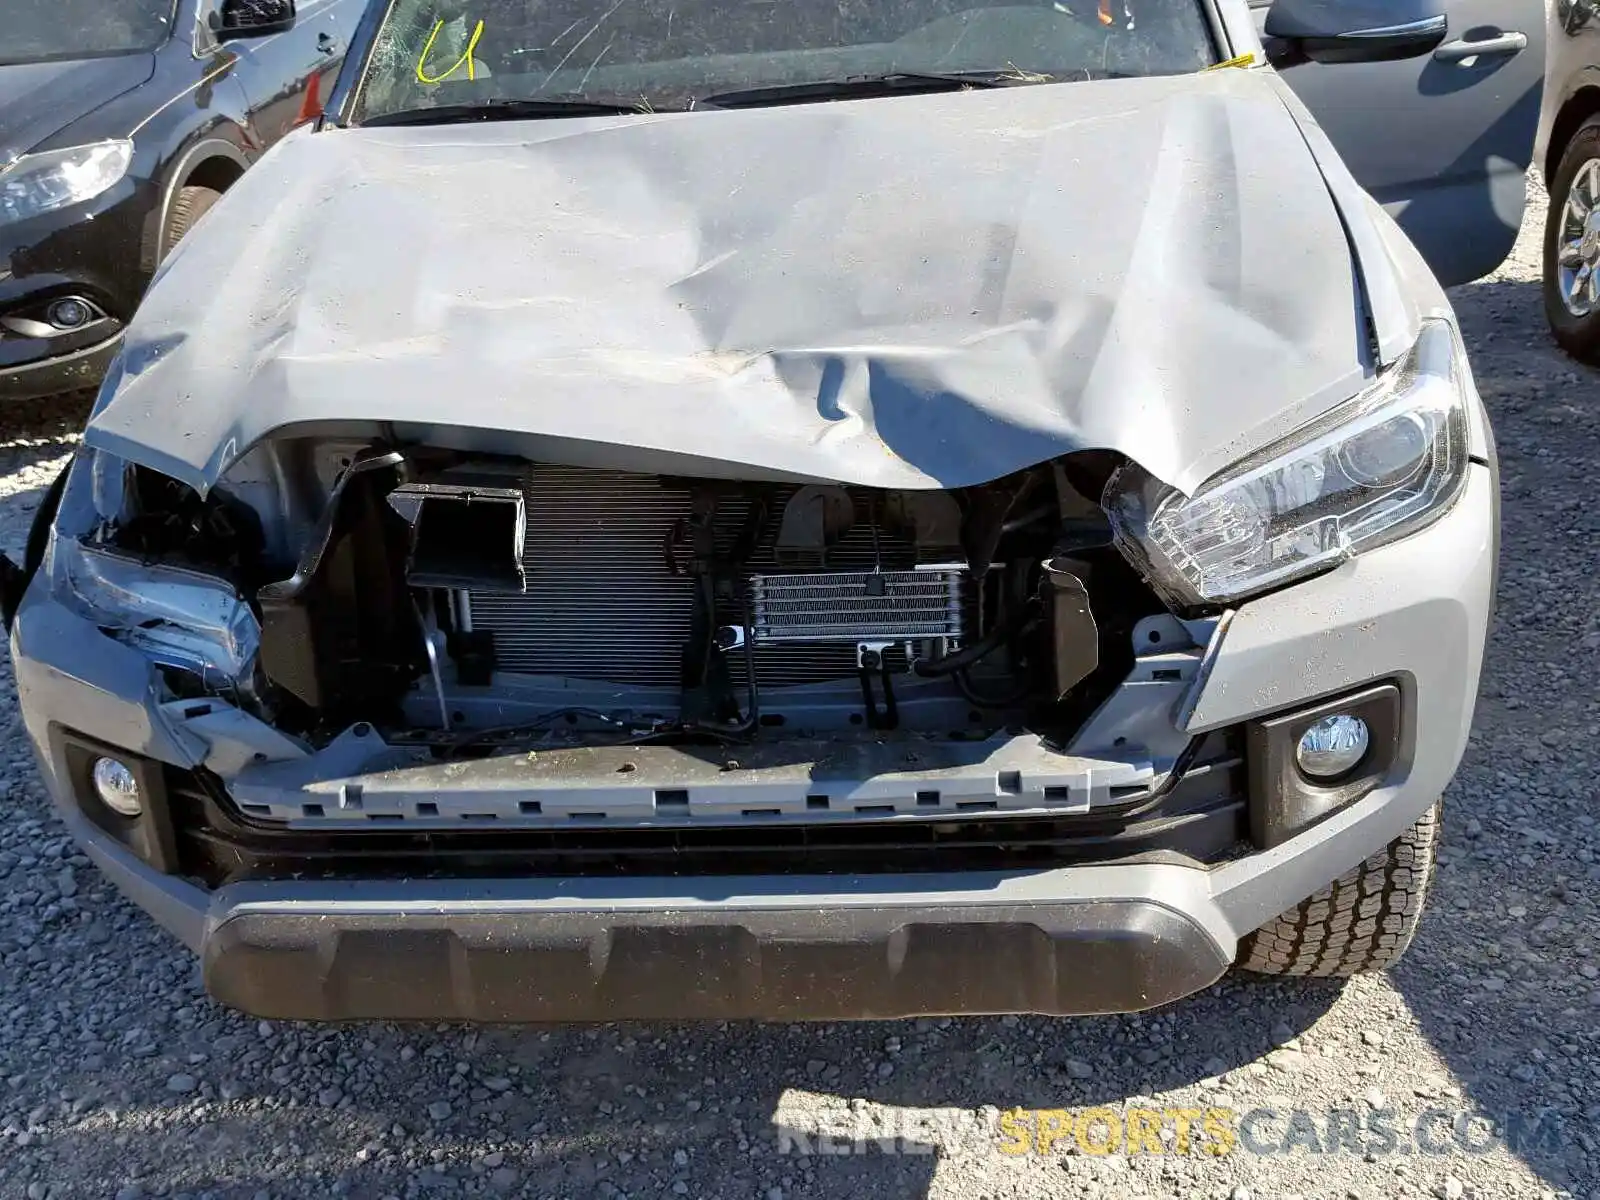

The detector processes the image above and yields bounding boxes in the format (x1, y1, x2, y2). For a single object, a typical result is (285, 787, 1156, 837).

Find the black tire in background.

(1544, 115, 1600, 364)
(161, 185, 224, 259)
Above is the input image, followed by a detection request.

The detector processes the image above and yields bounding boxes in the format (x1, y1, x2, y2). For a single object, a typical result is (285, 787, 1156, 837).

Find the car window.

(2, 0, 178, 65)
(353, 0, 1219, 121)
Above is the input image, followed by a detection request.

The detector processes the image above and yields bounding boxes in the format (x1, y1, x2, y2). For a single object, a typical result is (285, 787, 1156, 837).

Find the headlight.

(1108, 319, 1471, 607)
(47, 536, 260, 686)
(0, 141, 134, 224)
(43, 452, 260, 688)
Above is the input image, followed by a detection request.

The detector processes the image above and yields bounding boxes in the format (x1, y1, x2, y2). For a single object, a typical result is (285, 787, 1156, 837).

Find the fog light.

(1295, 714, 1370, 780)
(91, 757, 142, 817)
(46, 298, 93, 329)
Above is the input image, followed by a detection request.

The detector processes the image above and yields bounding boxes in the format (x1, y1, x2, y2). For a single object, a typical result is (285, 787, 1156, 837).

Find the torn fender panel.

(88, 70, 1391, 496)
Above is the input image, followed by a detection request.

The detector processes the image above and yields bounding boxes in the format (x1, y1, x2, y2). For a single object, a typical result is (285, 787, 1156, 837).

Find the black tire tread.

(1237, 802, 1439, 978)
(162, 185, 224, 258)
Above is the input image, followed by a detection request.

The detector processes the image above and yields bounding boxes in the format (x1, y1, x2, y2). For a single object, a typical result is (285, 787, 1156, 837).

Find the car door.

(200, 0, 364, 148)
(1253, 0, 1546, 286)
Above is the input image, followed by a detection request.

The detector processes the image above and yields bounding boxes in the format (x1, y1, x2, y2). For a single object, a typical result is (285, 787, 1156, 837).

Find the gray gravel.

(2, 183, 1597, 1200)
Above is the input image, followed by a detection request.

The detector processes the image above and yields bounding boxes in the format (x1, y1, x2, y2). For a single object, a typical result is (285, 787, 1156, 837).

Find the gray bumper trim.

(202, 886, 1231, 1021)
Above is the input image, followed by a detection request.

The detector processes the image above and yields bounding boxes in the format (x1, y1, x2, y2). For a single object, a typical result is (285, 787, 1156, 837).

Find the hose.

(912, 597, 1040, 678)
(953, 665, 1033, 709)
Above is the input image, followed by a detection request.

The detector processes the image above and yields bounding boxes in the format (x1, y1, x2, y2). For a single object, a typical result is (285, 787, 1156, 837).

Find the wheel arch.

(151, 138, 252, 264)
(1546, 81, 1600, 183)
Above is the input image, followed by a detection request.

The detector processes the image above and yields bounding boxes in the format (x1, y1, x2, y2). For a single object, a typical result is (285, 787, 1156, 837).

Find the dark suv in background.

(0, 0, 362, 401)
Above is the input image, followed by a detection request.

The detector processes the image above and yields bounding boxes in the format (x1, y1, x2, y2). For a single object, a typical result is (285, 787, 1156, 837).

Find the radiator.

(460, 466, 964, 688)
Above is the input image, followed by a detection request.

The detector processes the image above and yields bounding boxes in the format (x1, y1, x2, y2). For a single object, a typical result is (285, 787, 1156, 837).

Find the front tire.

(1544, 116, 1600, 363)
(162, 185, 224, 259)
(1237, 802, 1439, 978)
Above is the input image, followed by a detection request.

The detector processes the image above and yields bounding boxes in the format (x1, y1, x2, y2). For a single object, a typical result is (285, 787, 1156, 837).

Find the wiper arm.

(362, 97, 650, 127)
(697, 70, 1047, 109)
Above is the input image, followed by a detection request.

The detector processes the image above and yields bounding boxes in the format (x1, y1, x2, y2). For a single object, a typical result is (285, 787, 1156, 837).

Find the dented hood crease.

(86, 70, 1413, 496)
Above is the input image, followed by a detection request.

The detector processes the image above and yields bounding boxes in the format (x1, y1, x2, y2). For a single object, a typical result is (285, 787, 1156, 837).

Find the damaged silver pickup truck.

(2, 0, 1526, 1021)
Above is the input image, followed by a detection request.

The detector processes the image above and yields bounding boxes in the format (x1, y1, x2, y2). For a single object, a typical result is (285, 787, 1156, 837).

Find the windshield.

(353, 0, 1217, 122)
(2, 0, 177, 65)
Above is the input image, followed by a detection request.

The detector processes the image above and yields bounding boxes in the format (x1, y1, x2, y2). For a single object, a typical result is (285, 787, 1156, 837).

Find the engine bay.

(87, 444, 1172, 757)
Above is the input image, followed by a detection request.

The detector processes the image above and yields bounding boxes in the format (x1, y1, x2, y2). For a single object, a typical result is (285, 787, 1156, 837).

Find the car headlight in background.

(1108, 319, 1471, 607)
(0, 140, 134, 225)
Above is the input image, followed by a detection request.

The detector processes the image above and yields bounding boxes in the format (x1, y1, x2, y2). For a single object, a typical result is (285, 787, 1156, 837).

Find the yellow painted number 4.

(416, 18, 485, 84)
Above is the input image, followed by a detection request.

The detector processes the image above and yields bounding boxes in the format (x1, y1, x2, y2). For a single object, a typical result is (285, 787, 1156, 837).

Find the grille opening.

(266, 456, 1179, 770)
(435, 462, 1161, 749)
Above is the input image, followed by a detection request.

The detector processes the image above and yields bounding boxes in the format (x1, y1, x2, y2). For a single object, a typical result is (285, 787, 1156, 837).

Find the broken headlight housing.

(43, 450, 261, 688)
(1108, 319, 1471, 607)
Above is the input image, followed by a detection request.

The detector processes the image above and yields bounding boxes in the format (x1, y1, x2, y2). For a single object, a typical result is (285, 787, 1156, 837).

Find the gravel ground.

(2, 182, 1598, 1200)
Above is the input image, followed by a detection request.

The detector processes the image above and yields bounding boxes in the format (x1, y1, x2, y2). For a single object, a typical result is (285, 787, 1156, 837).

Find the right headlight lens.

(0, 140, 134, 225)
(1108, 319, 1471, 607)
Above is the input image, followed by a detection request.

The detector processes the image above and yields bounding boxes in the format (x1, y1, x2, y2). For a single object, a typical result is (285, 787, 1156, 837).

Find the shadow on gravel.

(0, 393, 91, 551)
(1371, 272, 1600, 1195)
(0, 392, 93, 447)
(13, 979, 1344, 1200)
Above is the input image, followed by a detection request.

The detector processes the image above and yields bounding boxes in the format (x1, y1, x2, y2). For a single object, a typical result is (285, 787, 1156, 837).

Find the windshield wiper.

(697, 70, 1048, 109)
(362, 97, 651, 127)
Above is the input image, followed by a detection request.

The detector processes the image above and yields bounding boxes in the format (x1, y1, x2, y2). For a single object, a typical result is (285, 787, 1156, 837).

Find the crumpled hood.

(0, 54, 155, 166)
(88, 69, 1405, 495)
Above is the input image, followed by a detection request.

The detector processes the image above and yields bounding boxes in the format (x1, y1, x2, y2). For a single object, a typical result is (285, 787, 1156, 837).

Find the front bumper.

(0, 177, 156, 399)
(0, 330, 122, 400)
(11, 464, 1497, 1020)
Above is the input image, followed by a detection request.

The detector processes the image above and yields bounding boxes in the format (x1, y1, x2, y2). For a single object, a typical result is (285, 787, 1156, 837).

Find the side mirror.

(1264, 0, 1447, 65)
(212, 0, 297, 40)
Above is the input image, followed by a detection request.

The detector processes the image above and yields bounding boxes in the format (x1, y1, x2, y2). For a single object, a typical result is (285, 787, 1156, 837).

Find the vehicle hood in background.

(87, 70, 1406, 496)
(0, 54, 157, 165)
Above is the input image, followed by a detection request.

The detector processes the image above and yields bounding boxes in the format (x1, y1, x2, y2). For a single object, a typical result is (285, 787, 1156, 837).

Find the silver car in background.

(1539, 0, 1600, 359)
(3, 0, 1542, 1021)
